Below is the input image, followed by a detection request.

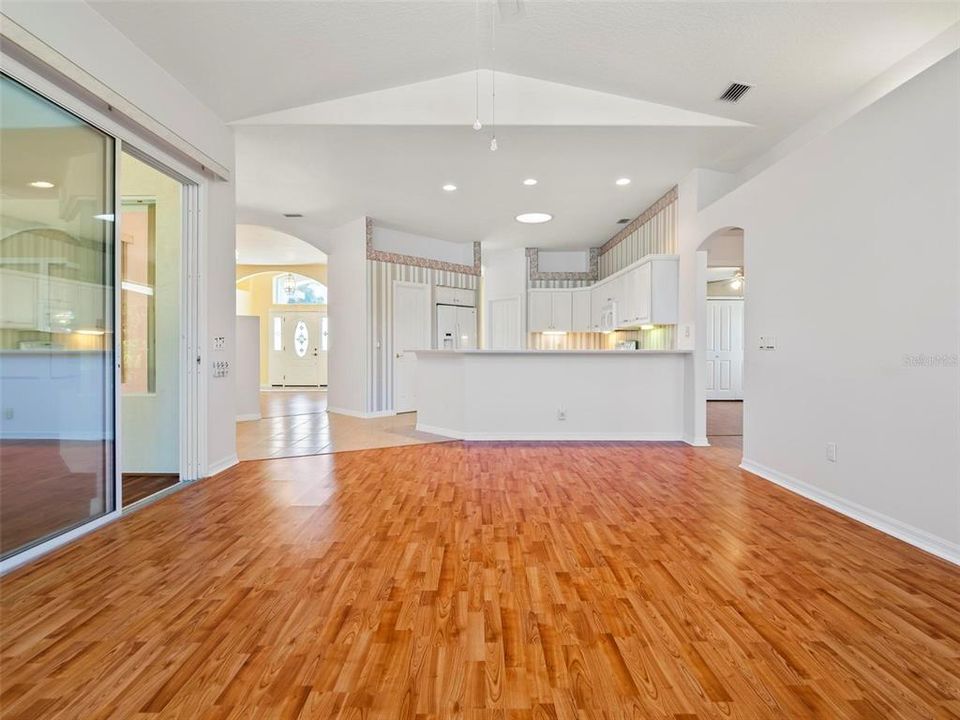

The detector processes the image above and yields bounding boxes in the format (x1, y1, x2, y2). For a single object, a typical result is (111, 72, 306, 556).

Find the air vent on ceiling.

(616, 218, 631, 224)
(282, 213, 303, 218)
(718, 82, 752, 103)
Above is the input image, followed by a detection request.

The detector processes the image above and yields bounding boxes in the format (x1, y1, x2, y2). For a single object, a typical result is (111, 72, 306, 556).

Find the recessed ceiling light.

(523, 178, 538, 186)
(516, 212, 553, 224)
(615, 178, 631, 186)
(442, 184, 457, 192)
(29, 180, 55, 189)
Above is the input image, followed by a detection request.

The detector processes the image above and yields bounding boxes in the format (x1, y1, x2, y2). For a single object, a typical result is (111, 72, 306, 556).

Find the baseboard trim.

(236, 413, 261, 422)
(740, 458, 960, 567)
(327, 407, 396, 419)
(207, 454, 239, 477)
(416, 424, 683, 442)
(684, 435, 710, 447)
(0, 431, 108, 441)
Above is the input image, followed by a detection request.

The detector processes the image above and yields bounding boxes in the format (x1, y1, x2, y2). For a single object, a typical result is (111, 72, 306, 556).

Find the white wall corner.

(741, 459, 960, 567)
(207, 453, 239, 478)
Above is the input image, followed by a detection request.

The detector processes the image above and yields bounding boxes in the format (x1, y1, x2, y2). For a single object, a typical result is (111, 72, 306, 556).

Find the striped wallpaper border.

(599, 186, 678, 255)
(598, 197, 678, 280)
(366, 217, 481, 276)
(366, 260, 479, 414)
(526, 247, 599, 282)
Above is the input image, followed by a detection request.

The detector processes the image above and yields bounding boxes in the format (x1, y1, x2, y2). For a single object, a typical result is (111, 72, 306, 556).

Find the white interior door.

(393, 282, 430, 413)
(269, 311, 322, 387)
(705, 299, 744, 399)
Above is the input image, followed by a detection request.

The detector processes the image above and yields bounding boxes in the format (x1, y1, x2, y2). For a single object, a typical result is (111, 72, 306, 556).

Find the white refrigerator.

(436, 304, 477, 349)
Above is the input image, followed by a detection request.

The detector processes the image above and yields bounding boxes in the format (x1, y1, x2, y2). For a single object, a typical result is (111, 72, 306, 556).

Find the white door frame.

(0, 54, 205, 574)
(392, 280, 431, 413)
(705, 297, 744, 400)
(268, 309, 325, 388)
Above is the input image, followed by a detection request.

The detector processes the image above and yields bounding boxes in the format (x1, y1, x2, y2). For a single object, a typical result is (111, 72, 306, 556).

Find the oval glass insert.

(294, 320, 308, 358)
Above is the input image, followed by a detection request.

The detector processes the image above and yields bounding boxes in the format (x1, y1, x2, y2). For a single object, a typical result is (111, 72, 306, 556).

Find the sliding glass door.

(118, 151, 183, 506)
(0, 74, 116, 558)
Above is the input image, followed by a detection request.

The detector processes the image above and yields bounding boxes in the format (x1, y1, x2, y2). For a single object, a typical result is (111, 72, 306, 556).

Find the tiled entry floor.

(236, 390, 451, 460)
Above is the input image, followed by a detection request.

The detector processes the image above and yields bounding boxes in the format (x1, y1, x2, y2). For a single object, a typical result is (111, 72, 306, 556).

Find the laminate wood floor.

(1, 441, 958, 719)
(121, 473, 180, 507)
(0, 440, 109, 558)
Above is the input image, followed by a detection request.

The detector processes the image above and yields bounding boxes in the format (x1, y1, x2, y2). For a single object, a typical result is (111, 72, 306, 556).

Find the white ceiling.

(236, 224, 327, 265)
(89, 1, 959, 251)
(235, 124, 751, 250)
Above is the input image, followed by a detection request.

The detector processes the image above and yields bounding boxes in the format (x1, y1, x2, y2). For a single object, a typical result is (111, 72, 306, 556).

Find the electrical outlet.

(759, 335, 777, 351)
(826, 442, 837, 463)
(557, 408, 566, 421)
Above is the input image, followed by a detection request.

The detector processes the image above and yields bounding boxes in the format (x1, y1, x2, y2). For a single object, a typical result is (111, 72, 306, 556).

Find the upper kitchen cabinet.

(527, 254, 678, 333)
(435, 285, 476, 307)
(617, 256, 678, 328)
(528, 290, 573, 332)
(589, 284, 604, 331)
(571, 289, 591, 332)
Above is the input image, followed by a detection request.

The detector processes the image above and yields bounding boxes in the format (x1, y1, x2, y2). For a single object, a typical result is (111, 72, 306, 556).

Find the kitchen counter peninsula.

(413, 349, 693, 442)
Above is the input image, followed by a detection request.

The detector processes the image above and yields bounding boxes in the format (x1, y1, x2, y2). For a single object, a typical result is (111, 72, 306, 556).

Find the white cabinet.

(615, 257, 677, 328)
(618, 264, 648, 327)
(571, 289, 591, 332)
(551, 292, 572, 330)
(589, 284, 604, 331)
(435, 285, 476, 307)
(527, 254, 679, 333)
(0, 270, 38, 329)
(528, 290, 572, 332)
(528, 292, 553, 332)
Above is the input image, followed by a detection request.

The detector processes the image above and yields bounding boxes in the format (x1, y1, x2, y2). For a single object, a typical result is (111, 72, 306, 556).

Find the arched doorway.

(697, 227, 745, 452)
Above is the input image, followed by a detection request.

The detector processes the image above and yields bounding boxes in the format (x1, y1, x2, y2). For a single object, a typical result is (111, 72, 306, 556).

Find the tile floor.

(706, 399, 743, 449)
(236, 390, 451, 460)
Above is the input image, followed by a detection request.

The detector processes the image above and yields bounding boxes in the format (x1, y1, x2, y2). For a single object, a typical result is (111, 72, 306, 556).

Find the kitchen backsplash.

(528, 326, 676, 351)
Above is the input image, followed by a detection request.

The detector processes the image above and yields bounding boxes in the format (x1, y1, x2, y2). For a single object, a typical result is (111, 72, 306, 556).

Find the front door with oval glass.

(268, 311, 327, 387)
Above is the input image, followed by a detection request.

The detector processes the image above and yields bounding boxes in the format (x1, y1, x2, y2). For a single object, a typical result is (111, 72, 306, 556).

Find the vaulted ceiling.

(89, 1, 959, 250)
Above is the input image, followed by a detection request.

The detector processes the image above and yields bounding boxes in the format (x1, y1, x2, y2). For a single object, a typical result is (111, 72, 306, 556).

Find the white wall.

(2, 0, 232, 170)
(536, 250, 590, 273)
(4, 0, 239, 475)
(481, 247, 527, 349)
(326, 218, 368, 415)
(692, 52, 960, 559)
(701, 230, 744, 268)
(235, 316, 261, 420)
(372, 225, 473, 266)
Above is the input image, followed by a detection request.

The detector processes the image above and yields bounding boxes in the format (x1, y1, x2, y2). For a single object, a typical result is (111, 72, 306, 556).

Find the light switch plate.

(759, 335, 777, 351)
(213, 336, 225, 351)
(826, 442, 838, 463)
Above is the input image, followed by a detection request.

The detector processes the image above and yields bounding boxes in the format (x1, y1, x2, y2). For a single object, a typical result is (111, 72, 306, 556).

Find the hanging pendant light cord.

(490, 0, 497, 150)
(474, 0, 481, 129)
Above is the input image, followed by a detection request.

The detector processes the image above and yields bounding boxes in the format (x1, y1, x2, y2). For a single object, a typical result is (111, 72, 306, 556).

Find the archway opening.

(697, 227, 745, 453)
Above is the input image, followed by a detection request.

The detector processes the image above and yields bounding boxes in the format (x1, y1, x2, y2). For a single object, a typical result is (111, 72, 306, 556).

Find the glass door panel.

(0, 74, 116, 558)
(118, 152, 181, 506)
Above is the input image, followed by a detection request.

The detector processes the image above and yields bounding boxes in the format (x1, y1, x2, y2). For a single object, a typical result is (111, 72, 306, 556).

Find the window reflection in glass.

(0, 74, 115, 558)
